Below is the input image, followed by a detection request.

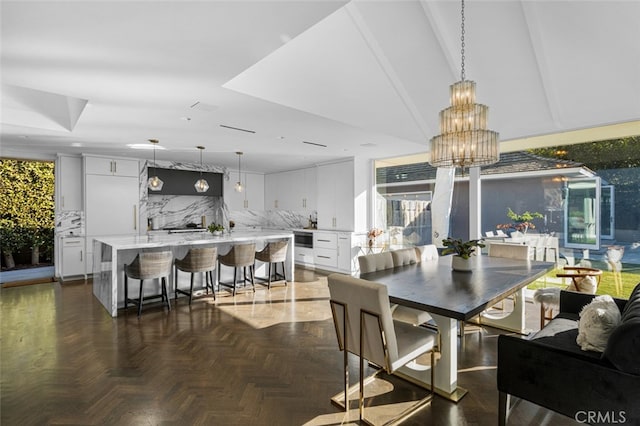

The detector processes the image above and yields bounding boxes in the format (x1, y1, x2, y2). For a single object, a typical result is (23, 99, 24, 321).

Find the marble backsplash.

(55, 210, 84, 236)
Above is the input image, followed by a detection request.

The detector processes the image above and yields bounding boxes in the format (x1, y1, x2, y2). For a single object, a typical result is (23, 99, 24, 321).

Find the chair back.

(488, 243, 529, 260)
(255, 240, 288, 263)
(126, 251, 173, 280)
(414, 244, 439, 262)
(219, 243, 256, 267)
(175, 247, 217, 272)
(391, 247, 418, 266)
(358, 252, 394, 273)
(328, 273, 397, 371)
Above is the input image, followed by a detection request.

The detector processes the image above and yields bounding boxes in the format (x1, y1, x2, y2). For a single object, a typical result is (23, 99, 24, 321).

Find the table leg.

(479, 287, 526, 334)
(394, 314, 467, 402)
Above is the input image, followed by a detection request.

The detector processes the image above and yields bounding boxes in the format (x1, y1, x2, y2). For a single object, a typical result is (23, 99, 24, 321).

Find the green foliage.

(441, 237, 485, 260)
(506, 207, 543, 223)
(207, 223, 224, 233)
(0, 159, 55, 258)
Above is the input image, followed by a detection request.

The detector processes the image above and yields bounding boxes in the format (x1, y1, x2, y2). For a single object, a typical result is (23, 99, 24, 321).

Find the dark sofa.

(497, 283, 640, 425)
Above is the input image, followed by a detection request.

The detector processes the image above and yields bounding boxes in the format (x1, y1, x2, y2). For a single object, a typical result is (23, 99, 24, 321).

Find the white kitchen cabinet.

(264, 173, 280, 210)
(85, 175, 139, 236)
(61, 237, 85, 279)
(311, 231, 354, 273)
(265, 167, 317, 212)
(294, 246, 315, 266)
(84, 155, 139, 177)
(84, 168, 139, 274)
(57, 155, 82, 211)
(224, 172, 264, 211)
(317, 160, 354, 230)
(337, 232, 353, 272)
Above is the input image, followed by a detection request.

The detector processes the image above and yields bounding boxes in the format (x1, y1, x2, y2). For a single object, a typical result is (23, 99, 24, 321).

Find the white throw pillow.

(576, 295, 621, 352)
(567, 275, 598, 294)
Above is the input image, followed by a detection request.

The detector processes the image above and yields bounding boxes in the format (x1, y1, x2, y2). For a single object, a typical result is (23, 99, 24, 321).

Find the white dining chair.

(328, 273, 437, 424)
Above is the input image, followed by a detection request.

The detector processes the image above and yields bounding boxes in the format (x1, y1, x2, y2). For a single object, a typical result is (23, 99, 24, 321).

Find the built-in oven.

(294, 231, 313, 249)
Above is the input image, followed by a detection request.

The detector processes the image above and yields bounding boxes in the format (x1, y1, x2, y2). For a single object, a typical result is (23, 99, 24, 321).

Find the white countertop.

(93, 230, 293, 250)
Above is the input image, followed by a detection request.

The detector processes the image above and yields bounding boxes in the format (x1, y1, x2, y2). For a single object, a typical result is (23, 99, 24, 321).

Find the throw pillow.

(567, 275, 598, 294)
(576, 295, 621, 352)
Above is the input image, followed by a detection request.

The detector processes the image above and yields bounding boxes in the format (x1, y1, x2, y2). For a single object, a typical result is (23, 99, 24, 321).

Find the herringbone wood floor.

(1, 268, 578, 425)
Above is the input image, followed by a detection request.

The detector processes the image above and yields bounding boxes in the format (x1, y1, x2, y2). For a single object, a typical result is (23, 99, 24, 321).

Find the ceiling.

(1, 0, 639, 174)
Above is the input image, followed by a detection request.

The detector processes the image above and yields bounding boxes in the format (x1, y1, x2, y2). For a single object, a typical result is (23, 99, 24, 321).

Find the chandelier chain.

(460, 0, 466, 81)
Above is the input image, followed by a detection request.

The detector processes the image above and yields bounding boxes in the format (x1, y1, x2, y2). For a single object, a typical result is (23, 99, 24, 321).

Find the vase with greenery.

(208, 223, 224, 236)
(497, 208, 543, 235)
(441, 237, 485, 272)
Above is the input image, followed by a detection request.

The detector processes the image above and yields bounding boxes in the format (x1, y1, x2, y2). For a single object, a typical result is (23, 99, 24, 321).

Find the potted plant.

(207, 223, 224, 236)
(441, 237, 485, 272)
(497, 208, 543, 235)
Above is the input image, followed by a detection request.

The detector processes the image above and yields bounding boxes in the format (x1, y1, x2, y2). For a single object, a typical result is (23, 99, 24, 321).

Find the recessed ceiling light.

(127, 144, 166, 150)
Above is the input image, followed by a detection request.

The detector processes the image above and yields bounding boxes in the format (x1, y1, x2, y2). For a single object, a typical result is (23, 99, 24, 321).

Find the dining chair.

(328, 273, 437, 424)
(414, 244, 439, 262)
(484, 243, 530, 318)
(174, 247, 218, 304)
(124, 251, 173, 317)
(358, 252, 433, 327)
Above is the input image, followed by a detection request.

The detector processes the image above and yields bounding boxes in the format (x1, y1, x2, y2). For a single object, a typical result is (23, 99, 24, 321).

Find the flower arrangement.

(367, 228, 384, 239)
(497, 208, 543, 233)
(441, 237, 485, 260)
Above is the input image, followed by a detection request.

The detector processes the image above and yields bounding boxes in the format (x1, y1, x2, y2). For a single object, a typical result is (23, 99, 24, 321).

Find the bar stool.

(174, 247, 218, 304)
(218, 243, 256, 296)
(254, 240, 288, 289)
(124, 251, 173, 317)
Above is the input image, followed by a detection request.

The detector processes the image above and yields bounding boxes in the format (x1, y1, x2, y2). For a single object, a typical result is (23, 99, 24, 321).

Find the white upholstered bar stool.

(328, 273, 437, 424)
(174, 247, 218, 304)
(124, 251, 173, 317)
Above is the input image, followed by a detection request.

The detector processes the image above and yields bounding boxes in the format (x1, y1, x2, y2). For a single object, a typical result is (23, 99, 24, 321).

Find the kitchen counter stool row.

(123, 240, 289, 316)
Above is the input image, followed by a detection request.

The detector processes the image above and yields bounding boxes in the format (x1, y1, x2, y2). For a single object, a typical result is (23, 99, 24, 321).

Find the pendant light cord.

(460, 0, 466, 81)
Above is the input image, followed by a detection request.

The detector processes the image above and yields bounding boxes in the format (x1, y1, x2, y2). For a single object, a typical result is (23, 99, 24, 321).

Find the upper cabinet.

(317, 160, 354, 231)
(264, 166, 317, 211)
(85, 156, 139, 177)
(224, 172, 264, 211)
(56, 155, 82, 211)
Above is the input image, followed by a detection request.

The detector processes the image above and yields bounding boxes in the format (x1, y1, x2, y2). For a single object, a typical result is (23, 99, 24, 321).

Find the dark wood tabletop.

(359, 255, 554, 321)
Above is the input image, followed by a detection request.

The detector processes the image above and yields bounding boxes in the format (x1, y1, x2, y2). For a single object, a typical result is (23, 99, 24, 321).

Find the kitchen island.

(92, 230, 294, 317)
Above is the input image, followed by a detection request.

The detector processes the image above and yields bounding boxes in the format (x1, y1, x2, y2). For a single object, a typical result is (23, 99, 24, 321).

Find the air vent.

(302, 141, 327, 148)
(189, 101, 218, 112)
(220, 124, 256, 134)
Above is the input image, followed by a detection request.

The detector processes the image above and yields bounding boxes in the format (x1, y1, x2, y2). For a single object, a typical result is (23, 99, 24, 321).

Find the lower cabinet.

(295, 247, 315, 266)
(297, 231, 354, 273)
(60, 237, 85, 280)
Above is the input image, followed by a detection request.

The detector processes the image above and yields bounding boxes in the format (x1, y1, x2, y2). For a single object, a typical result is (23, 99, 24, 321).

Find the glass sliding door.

(564, 177, 601, 249)
(601, 185, 614, 239)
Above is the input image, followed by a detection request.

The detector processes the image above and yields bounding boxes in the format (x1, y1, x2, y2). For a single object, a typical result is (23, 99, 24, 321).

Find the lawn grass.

(528, 261, 640, 299)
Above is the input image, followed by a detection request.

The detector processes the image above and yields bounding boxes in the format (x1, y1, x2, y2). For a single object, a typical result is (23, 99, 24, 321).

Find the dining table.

(358, 254, 554, 401)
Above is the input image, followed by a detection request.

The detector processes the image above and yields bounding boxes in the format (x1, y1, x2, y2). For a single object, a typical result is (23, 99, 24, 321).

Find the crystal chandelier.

(234, 151, 243, 193)
(194, 146, 209, 193)
(147, 139, 164, 191)
(429, 0, 499, 169)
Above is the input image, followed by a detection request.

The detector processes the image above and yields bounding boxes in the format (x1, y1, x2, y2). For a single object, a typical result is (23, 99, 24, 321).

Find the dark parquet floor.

(1, 268, 579, 425)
